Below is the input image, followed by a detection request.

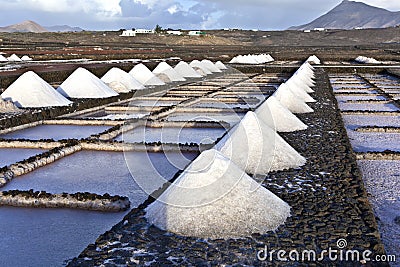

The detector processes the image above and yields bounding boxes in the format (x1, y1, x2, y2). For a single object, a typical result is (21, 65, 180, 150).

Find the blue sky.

(0, 0, 399, 30)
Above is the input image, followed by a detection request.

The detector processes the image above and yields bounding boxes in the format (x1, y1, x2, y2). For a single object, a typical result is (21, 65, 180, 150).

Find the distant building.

(135, 29, 155, 34)
(120, 30, 136, 37)
(188, 31, 206, 36)
(167, 30, 183, 35)
(120, 29, 155, 37)
(313, 28, 326, 32)
(304, 30, 311, 33)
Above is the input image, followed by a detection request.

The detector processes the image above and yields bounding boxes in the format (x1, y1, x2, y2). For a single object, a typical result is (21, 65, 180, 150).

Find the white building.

(313, 28, 326, 32)
(167, 30, 183, 35)
(120, 29, 155, 37)
(120, 30, 136, 37)
(188, 31, 205, 36)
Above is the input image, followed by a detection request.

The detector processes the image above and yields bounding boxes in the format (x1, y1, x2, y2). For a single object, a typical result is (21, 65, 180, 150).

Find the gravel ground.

(67, 69, 388, 266)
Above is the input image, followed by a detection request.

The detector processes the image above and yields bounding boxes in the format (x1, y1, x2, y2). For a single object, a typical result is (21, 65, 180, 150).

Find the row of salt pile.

(0, 60, 228, 108)
(146, 56, 321, 240)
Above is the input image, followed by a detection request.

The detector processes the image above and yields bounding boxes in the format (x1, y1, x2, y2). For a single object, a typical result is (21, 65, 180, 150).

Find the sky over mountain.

(0, 0, 399, 30)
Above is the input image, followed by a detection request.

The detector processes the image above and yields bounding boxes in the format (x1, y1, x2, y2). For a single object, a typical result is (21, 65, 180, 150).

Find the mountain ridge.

(0, 20, 84, 33)
(289, 0, 400, 30)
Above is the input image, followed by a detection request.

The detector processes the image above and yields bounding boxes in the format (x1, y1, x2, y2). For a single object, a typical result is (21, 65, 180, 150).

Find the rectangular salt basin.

(357, 160, 400, 258)
(342, 115, 400, 130)
(338, 102, 399, 112)
(115, 126, 226, 144)
(128, 99, 181, 107)
(333, 89, 377, 94)
(0, 151, 198, 267)
(190, 101, 259, 109)
(167, 112, 246, 124)
(0, 148, 45, 168)
(0, 125, 111, 141)
(346, 130, 400, 152)
(3, 150, 198, 203)
(332, 85, 370, 90)
(336, 95, 387, 102)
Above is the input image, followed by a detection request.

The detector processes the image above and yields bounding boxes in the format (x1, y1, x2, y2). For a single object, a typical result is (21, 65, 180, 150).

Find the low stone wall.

(0, 190, 130, 212)
(356, 151, 400, 160)
(355, 126, 400, 133)
(0, 140, 62, 149)
(81, 141, 200, 153)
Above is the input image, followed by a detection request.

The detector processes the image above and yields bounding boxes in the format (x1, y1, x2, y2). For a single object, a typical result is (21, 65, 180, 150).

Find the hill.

(289, 0, 400, 30)
(45, 25, 84, 32)
(0, 20, 48, 33)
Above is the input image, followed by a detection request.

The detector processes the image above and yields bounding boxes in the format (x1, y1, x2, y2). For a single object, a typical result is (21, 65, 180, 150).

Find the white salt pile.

(174, 61, 203, 78)
(307, 55, 321, 65)
(145, 149, 291, 239)
(285, 76, 315, 94)
(129, 63, 166, 86)
(285, 82, 316, 103)
(153, 62, 186, 82)
(21, 55, 33, 61)
(255, 96, 308, 132)
(274, 84, 314, 114)
(57, 67, 119, 99)
(355, 56, 381, 64)
(201, 60, 222, 73)
(1, 71, 72, 108)
(0, 97, 19, 112)
(215, 112, 306, 174)
(0, 55, 8, 62)
(215, 61, 228, 70)
(190, 60, 213, 75)
(7, 54, 22, 62)
(230, 54, 274, 64)
(101, 67, 145, 93)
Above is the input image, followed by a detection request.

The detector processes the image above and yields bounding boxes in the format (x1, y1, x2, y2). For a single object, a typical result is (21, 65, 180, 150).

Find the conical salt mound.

(129, 63, 165, 86)
(286, 76, 315, 94)
(255, 96, 308, 132)
(145, 149, 291, 239)
(284, 82, 316, 103)
(201, 60, 222, 73)
(294, 66, 316, 85)
(7, 54, 22, 62)
(21, 55, 33, 61)
(190, 60, 212, 75)
(307, 55, 321, 65)
(174, 61, 203, 78)
(215, 61, 228, 70)
(2, 71, 72, 108)
(101, 67, 145, 93)
(274, 84, 314, 114)
(0, 55, 8, 62)
(215, 112, 307, 174)
(57, 68, 119, 99)
(0, 97, 19, 112)
(153, 62, 186, 82)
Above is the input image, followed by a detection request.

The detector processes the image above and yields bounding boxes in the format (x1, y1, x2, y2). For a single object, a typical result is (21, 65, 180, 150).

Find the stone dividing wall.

(356, 151, 400, 160)
(0, 191, 130, 212)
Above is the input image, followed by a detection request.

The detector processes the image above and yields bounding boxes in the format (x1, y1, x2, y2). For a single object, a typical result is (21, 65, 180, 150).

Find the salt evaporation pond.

(116, 126, 226, 144)
(338, 102, 399, 112)
(167, 112, 246, 124)
(336, 95, 387, 101)
(0, 125, 111, 140)
(358, 160, 400, 258)
(346, 131, 400, 152)
(342, 115, 400, 130)
(0, 148, 45, 167)
(0, 150, 197, 267)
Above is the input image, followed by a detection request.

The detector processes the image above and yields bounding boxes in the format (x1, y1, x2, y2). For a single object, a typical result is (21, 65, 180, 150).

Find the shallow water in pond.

(0, 125, 111, 141)
(0, 148, 45, 168)
(0, 150, 198, 267)
(167, 112, 246, 124)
